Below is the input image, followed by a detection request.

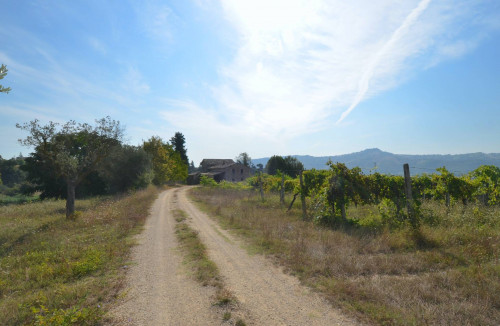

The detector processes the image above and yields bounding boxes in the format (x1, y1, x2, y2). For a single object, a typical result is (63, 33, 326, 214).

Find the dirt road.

(111, 187, 357, 325)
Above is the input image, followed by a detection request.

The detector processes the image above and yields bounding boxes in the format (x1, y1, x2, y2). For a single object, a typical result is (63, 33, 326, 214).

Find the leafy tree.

(0, 64, 11, 94)
(98, 145, 153, 193)
(17, 117, 123, 218)
(170, 132, 188, 165)
(266, 155, 285, 175)
(265, 155, 304, 178)
(235, 152, 252, 167)
(0, 155, 27, 186)
(143, 136, 187, 184)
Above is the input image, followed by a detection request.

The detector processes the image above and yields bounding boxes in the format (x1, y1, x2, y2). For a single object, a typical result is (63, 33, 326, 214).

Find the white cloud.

(162, 0, 500, 143)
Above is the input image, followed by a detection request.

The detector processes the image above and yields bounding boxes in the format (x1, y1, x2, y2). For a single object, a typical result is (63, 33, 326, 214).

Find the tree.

(170, 132, 188, 165)
(235, 152, 252, 167)
(98, 145, 153, 193)
(17, 117, 123, 218)
(0, 155, 27, 186)
(265, 155, 303, 178)
(0, 64, 11, 94)
(143, 136, 187, 184)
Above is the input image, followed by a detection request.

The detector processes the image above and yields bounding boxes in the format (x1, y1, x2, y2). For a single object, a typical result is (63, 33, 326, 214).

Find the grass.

(173, 209, 222, 288)
(172, 209, 246, 324)
(191, 187, 500, 326)
(0, 186, 160, 326)
(0, 193, 40, 205)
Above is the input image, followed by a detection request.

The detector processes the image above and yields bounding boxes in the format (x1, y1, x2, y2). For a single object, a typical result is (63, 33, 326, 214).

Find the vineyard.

(195, 162, 500, 324)
(241, 163, 500, 229)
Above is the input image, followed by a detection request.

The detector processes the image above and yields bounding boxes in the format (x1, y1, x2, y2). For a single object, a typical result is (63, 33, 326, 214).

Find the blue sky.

(1, 0, 499, 165)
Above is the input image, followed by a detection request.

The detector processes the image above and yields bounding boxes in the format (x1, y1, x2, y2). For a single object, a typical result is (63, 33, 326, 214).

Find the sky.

(1, 0, 499, 165)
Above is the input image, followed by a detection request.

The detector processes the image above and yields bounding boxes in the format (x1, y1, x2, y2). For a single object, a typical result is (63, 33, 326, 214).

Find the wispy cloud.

(163, 0, 500, 142)
(338, 0, 432, 123)
(134, 0, 179, 42)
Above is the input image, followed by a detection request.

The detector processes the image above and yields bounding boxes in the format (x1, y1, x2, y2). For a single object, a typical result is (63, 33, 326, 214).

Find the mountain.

(252, 148, 500, 175)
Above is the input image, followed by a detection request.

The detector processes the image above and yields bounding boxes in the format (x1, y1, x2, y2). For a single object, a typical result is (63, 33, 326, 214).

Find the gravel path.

(110, 189, 219, 325)
(111, 187, 358, 325)
(177, 187, 357, 326)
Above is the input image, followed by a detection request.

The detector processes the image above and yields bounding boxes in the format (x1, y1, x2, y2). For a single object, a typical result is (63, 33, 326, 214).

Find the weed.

(222, 311, 231, 321)
(235, 318, 246, 326)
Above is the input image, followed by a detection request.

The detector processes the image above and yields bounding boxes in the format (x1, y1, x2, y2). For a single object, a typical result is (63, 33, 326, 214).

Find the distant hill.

(252, 148, 500, 175)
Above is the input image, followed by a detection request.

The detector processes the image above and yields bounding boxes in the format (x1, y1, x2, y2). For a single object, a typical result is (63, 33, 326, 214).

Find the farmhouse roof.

(200, 159, 234, 166)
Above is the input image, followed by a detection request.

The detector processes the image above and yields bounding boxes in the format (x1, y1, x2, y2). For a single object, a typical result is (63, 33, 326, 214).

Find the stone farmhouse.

(187, 159, 252, 184)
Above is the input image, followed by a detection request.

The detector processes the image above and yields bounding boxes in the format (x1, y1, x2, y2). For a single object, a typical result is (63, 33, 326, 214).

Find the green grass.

(0, 186, 159, 326)
(191, 187, 500, 326)
(0, 193, 40, 205)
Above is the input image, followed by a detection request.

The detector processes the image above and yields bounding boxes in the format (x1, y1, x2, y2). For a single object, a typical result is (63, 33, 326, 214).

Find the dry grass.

(191, 187, 500, 326)
(0, 186, 159, 325)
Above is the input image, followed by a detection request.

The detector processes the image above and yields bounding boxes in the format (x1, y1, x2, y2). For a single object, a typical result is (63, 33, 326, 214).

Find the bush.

(200, 176, 218, 186)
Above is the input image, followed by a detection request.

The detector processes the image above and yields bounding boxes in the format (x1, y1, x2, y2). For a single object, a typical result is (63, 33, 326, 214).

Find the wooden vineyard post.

(280, 173, 285, 205)
(403, 163, 416, 228)
(259, 172, 264, 202)
(299, 170, 307, 220)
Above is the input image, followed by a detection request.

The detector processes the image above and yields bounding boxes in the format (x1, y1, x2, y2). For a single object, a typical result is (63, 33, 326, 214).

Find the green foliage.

(170, 132, 189, 165)
(0, 155, 27, 186)
(17, 117, 123, 217)
(253, 163, 500, 230)
(71, 248, 104, 278)
(326, 162, 368, 222)
(235, 152, 252, 167)
(0, 64, 11, 94)
(200, 175, 218, 186)
(470, 165, 500, 205)
(143, 136, 188, 184)
(31, 305, 97, 325)
(265, 155, 304, 178)
(98, 145, 153, 192)
(246, 173, 297, 193)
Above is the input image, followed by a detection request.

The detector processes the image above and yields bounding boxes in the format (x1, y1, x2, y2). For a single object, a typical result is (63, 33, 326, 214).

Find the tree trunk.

(66, 179, 76, 218)
(445, 192, 450, 207)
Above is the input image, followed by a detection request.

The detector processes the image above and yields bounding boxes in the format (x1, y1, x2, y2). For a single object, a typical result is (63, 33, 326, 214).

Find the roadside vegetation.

(191, 162, 500, 325)
(0, 186, 159, 325)
(173, 208, 246, 326)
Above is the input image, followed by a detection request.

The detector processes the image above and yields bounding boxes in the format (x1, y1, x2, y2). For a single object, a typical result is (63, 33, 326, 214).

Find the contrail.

(337, 0, 432, 123)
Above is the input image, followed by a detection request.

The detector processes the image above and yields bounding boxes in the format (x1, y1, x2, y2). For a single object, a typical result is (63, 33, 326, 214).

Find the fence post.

(403, 164, 416, 228)
(299, 170, 307, 220)
(280, 173, 285, 205)
(259, 172, 264, 202)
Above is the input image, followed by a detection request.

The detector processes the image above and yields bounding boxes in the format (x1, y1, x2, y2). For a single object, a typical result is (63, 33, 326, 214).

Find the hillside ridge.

(252, 148, 500, 175)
